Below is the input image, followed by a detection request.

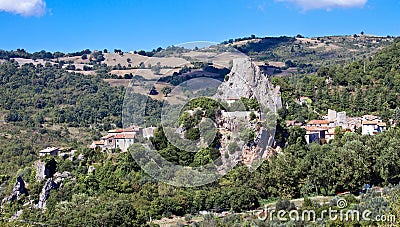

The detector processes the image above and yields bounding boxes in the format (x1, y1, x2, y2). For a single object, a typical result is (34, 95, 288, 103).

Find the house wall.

(362, 125, 376, 135)
(377, 126, 386, 133)
(305, 133, 320, 144)
(104, 139, 115, 149)
(326, 134, 335, 143)
(115, 138, 136, 152)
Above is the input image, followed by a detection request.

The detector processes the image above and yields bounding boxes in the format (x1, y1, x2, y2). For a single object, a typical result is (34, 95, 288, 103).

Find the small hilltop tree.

(161, 87, 172, 97)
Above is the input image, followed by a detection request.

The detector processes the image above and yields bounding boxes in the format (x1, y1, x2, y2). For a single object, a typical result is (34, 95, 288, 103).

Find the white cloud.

(0, 0, 47, 17)
(276, 0, 368, 10)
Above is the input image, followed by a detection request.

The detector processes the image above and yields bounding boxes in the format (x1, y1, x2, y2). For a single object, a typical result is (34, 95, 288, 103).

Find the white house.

(89, 141, 105, 150)
(362, 121, 387, 135)
(90, 126, 155, 152)
(39, 147, 60, 157)
(114, 133, 137, 151)
(303, 126, 328, 144)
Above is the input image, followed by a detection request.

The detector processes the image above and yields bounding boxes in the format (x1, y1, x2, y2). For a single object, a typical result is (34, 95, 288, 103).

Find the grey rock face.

(37, 179, 58, 209)
(8, 176, 28, 202)
(35, 161, 46, 182)
(214, 58, 282, 111)
(214, 58, 282, 167)
(35, 160, 58, 182)
(36, 171, 71, 209)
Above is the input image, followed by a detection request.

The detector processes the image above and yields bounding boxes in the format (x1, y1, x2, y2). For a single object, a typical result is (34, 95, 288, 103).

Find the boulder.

(8, 176, 28, 202)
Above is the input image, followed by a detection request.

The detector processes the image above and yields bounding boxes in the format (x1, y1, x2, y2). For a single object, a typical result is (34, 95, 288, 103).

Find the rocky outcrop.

(7, 176, 28, 202)
(35, 159, 58, 182)
(37, 179, 58, 209)
(36, 171, 71, 209)
(53, 171, 71, 184)
(214, 58, 282, 111)
(214, 58, 282, 169)
(35, 161, 46, 182)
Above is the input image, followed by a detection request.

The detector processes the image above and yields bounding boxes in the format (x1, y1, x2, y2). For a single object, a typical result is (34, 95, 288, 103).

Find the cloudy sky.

(0, 0, 398, 52)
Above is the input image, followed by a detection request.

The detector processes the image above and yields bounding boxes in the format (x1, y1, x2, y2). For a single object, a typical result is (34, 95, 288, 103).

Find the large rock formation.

(35, 159, 58, 182)
(36, 171, 71, 209)
(7, 176, 28, 202)
(214, 58, 282, 112)
(37, 179, 58, 209)
(35, 161, 46, 182)
(214, 58, 282, 168)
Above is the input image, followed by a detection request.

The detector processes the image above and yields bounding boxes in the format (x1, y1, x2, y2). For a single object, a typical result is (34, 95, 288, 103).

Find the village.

(286, 109, 389, 144)
(36, 103, 391, 162)
(37, 104, 391, 169)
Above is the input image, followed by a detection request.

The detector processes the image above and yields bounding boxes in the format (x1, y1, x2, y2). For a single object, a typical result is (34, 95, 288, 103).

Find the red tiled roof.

(108, 127, 140, 133)
(307, 120, 330, 125)
(108, 128, 125, 133)
(362, 121, 379, 125)
(377, 122, 387, 127)
(93, 141, 105, 145)
(102, 134, 114, 140)
(303, 126, 329, 132)
(114, 133, 136, 139)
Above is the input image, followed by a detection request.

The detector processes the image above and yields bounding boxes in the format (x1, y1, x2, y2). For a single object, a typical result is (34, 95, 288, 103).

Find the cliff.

(214, 58, 282, 169)
(214, 58, 282, 111)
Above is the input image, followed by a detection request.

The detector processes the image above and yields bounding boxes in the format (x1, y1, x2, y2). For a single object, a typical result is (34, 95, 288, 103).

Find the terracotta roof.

(362, 121, 380, 125)
(114, 133, 136, 139)
(92, 141, 105, 145)
(307, 120, 330, 125)
(108, 128, 125, 133)
(102, 134, 114, 140)
(108, 127, 140, 133)
(378, 122, 387, 127)
(303, 126, 329, 132)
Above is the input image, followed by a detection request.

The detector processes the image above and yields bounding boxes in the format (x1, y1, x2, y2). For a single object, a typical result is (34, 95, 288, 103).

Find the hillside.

(0, 35, 394, 82)
(231, 34, 395, 74)
(1, 36, 400, 226)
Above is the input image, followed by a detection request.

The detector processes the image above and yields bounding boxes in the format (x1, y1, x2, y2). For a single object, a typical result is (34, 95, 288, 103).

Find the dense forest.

(1, 39, 400, 226)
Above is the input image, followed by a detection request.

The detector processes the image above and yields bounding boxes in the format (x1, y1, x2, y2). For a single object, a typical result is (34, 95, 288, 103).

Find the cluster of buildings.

(89, 126, 156, 152)
(286, 109, 388, 144)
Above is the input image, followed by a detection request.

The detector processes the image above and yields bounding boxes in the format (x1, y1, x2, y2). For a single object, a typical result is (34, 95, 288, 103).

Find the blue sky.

(0, 0, 399, 52)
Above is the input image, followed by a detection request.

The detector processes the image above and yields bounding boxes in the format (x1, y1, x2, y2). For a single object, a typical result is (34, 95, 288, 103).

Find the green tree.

(161, 86, 172, 97)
